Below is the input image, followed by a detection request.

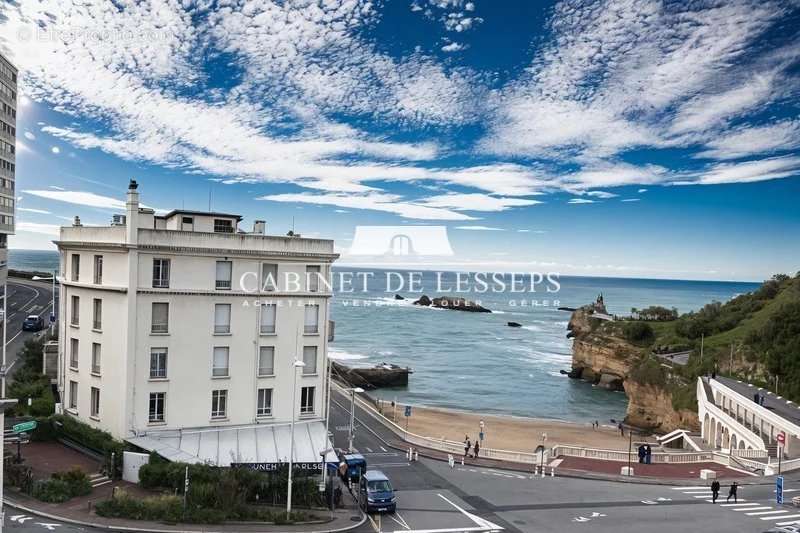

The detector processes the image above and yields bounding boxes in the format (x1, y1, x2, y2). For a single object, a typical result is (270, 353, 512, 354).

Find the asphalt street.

(330, 388, 800, 533)
(3, 278, 58, 380)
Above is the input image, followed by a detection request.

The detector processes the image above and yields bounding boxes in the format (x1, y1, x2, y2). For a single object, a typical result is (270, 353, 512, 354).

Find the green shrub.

(30, 397, 55, 417)
(629, 357, 666, 387)
(52, 467, 92, 497)
(31, 468, 92, 502)
(623, 322, 655, 344)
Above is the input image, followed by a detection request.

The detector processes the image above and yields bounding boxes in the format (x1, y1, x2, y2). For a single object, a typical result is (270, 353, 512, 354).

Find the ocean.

(9, 249, 760, 423)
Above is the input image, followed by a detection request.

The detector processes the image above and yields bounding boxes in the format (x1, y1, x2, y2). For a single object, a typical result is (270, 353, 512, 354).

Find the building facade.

(0, 53, 17, 303)
(56, 182, 338, 457)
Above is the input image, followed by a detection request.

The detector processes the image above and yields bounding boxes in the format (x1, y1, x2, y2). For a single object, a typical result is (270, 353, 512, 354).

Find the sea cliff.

(567, 300, 699, 433)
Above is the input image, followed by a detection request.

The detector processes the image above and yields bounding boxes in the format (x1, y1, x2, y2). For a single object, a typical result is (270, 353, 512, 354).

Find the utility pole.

(729, 343, 734, 373)
(700, 333, 704, 365)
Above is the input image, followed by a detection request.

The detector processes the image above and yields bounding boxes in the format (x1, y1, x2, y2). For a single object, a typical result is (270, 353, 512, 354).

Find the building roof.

(126, 420, 337, 466)
(160, 209, 243, 221)
(715, 376, 800, 428)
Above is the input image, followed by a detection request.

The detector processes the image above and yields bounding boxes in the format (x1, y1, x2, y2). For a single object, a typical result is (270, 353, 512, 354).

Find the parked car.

(22, 315, 45, 331)
(359, 470, 396, 513)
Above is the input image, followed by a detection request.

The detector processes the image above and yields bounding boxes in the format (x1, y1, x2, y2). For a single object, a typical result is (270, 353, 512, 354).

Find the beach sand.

(376, 401, 655, 452)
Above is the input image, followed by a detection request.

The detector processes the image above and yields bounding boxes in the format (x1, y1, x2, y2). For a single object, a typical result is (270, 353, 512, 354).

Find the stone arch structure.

(723, 427, 730, 448)
(703, 414, 710, 443)
(731, 434, 738, 450)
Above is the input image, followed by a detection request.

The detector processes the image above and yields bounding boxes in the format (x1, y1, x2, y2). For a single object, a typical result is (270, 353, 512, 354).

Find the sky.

(1, 0, 800, 282)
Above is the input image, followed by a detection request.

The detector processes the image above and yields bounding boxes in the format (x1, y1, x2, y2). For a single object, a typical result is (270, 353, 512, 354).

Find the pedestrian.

(727, 481, 738, 503)
(595, 420, 599, 430)
(637, 444, 645, 464)
(474, 440, 480, 459)
(711, 480, 721, 503)
(645, 444, 652, 465)
(618, 422, 624, 437)
(464, 436, 471, 459)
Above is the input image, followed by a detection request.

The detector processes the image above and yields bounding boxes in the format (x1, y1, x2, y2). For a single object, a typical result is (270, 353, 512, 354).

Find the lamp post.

(348, 387, 365, 452)
(286, 359, 306, 519)
(32, 272, 57, 335)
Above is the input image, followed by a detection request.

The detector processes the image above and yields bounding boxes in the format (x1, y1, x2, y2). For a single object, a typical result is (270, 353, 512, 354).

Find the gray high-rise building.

(0, 53, 15, 291)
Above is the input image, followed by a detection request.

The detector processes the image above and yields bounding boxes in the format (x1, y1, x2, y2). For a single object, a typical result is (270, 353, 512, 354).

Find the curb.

(3, 498, 368, 533)
(340, 395, 766, 488)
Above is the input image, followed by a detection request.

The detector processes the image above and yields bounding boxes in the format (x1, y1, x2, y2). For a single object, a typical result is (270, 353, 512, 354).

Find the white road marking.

(380, 446, 388, 452)
(764, 514, 800, 521)
(365, 447, 373, 453)
(671, 486, 708, 490)
(777, 520, 800, 526)
(719, 502, 755, 507)
(36, 524, 61, 531)
(435, 493, 504, 532)
(747, 510, 790, 516)
(733, 506, 772, 512)
(388, 512, 411, 530)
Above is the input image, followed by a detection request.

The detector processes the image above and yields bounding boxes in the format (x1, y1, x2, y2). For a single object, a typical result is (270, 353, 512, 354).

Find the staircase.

(89, 472, 112, 488)
(767, 443, 780, 459)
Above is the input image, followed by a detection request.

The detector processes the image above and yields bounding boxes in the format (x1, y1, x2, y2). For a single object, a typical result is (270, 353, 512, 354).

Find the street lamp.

(286, 359, 306, 519)
(32, 272, 57, 335)
(347, 387, 365, 452)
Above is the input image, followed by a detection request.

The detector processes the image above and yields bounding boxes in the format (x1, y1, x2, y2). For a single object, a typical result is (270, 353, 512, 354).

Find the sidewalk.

(5, 486, 366, 533)
(346, 391, 762, 485)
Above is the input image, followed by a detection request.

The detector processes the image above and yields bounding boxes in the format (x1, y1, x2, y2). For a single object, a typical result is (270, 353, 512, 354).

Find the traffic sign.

(777, 475, 784, 505)
(12, 420, 37, 434)
(778, 432, 786, 444)
(404, 405, 412, 417)
(479, 431, 484, 442)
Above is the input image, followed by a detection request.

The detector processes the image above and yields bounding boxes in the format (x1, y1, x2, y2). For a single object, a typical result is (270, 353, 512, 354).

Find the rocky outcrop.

(566, 301, 700, 433)
(625, 380, 699, 431)
(507, 322, 522, 328)
(413, 294, 491, 313)
(331, 361, 412, 389)
(395, 294, 405, 300)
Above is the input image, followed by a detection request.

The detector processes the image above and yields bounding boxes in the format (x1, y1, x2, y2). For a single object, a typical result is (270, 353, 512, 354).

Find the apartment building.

(0, 53, 17, 297)
(56, 181, 338, 466)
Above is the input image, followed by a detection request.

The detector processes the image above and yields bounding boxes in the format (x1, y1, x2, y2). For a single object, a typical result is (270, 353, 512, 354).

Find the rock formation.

(413, 294, 491, 313)
(507, 321, 522, 328)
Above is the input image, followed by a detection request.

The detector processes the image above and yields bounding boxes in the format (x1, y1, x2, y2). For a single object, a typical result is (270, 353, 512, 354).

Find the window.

(211, 390, 227, 419)
(70, 338, 79, 369)
(215, 261, 232, 290)
(306, 265, 321, 292)
(70, 295, 80, 326)
(181, 216, 193, 231)
(303, 346, 317, 375)
(212, 347, 229, 377)
(257, 388, 273, 417)
(91, 343, 101, 374)
(214, 219, 234, 233)
(71, 254, 80, 281)
(258, 346, 274, 376)
(90, 387, 100, 418)
(304, 304, 319, 334)
(93, 298, 102, 330)
(261, 263, 278, 291)
(260, 303, 276, 334)
(152, 258, 170, 288)
(214, 303, 231, 334)
(69, 381, 78, 409)
(300, 386, 315, 415)
(149, 393, 165, 423)
(151, 303, 169, 333)
(93, 255, 103, 284)
(150, 348, 168, 379)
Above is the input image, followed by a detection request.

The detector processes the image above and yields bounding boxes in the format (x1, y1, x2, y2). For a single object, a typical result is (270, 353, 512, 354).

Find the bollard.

(461, 457, 465, 466)
(533, 465, 538, 477)
(550, 467, 555, 477)
(448, 454, 454, 468)
(541, 466, 545, 478)
(414, 450, 418, 461)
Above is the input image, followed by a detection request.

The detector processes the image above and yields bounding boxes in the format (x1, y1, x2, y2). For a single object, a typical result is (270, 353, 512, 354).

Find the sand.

(375, 401, 655, 452)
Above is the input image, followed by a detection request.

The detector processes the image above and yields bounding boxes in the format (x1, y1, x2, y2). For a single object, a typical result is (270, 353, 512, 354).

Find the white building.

(0, 52, 17, 321)
(56, 181, 339, 466)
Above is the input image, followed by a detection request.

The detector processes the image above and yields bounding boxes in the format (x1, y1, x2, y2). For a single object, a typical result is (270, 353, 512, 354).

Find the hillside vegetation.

(597, 272, 800, 411)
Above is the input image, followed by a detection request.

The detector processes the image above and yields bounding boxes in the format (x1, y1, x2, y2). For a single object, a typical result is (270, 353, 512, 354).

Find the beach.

(375, 400, 655, 452)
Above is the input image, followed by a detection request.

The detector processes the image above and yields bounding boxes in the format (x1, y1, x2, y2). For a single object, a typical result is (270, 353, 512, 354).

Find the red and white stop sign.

(778, 432, 786, 444)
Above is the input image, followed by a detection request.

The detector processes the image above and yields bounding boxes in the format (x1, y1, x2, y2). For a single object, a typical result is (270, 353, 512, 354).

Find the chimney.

(126, 179, 140, 244)
(73, 216, 82, 227)
(253, 220, 266, 235)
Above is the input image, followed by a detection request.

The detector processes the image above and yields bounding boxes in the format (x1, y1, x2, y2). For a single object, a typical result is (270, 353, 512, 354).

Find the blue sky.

(2, 0, 800, 281)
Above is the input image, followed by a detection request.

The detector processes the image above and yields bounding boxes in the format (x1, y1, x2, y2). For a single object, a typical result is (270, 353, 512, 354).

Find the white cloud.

(18, 207, 52, 214)
(441, 42, 465, 53)
(637, 189, 648, 193)
(51, 146, 60, 154)
(692, 155, 800, 185)
(696, 120, 800, 160)
(568, 198, 596, 204)
(23, 190, 127, 210)
(24, 131, 35, 141)
(420, 193, 542, 211)
(621, 198, 640, 202)
(453, 225, 505, 231)
(259, 192, 477, 220)
(15, 222, 61, 236)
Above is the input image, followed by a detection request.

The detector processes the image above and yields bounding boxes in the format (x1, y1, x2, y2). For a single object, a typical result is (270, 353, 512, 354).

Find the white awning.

(126, 420, 337, 467)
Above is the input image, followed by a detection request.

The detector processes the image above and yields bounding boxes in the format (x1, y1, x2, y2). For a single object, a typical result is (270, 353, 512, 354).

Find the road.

(330, 388, 800, 533)
(3, 277, 58, 379)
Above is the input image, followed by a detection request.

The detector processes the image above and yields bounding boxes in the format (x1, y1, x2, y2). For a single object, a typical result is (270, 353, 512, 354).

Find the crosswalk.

(671, 486, 800, 527)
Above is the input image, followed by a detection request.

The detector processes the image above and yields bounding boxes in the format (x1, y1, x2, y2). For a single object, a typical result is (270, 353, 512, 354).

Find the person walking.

(474, 440, 480, 459)
(618, 422, 624, 437)
(464, 436, 471, 459)
(727, 482, 738, 503)
(711, 480, 721, 503)
(645, 444, 652, 465)
(637, 444, 645, 464)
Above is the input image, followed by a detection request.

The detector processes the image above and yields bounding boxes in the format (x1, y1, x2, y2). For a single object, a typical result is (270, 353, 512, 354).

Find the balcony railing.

(215, 279, 232, 290)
